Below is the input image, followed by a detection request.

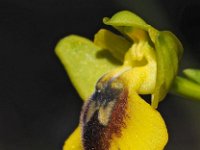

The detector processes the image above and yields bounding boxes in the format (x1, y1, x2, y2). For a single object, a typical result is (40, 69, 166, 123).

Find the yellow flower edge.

(63, 93, 168, 150)
(110, 92, 168, 150)
(63, 126, 83, 150)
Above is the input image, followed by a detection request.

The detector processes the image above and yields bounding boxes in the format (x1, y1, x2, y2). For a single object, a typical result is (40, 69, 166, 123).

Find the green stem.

(183, 68, 200, 84)
(170, 76, 200, 100)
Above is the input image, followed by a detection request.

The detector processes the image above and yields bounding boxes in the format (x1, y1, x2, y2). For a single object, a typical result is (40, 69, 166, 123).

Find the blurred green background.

(0, 0, 200, 149)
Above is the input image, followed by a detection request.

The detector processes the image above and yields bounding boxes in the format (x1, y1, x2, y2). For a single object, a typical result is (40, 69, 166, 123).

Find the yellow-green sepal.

(103, 10, 159, 43)
(103, 10, 149, 30)
(152, 31, 183, 108)
(55, 35, 120, 101)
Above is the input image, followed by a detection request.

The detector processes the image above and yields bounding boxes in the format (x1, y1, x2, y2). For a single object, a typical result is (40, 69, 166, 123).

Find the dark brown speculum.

(81, 79, 128, 150)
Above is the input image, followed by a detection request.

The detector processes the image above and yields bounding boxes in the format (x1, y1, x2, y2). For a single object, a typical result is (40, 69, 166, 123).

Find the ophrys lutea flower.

(55, 10, 183, 150)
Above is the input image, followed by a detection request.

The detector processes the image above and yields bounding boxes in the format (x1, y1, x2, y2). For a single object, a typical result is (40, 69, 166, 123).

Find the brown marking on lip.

(82, 89, 128, 150)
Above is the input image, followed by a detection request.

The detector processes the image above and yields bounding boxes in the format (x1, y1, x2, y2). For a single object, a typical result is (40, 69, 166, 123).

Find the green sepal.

(103, 10, 159, 44)
(55, 35, 120, 101)
(152, 31, 183, 108)
(103, 10, 149, 30)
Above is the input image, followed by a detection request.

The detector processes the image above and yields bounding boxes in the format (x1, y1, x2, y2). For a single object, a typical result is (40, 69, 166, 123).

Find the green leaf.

(55, 35, 120, 101)
(152, 31, 183, 108)
(94, 29, 132, 62)
(183, 69, 200, 84)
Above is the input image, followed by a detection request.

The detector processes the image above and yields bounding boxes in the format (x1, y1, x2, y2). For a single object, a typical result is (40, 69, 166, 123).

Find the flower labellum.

(80, 69, 168, 150)
(81, 73, 128, 149)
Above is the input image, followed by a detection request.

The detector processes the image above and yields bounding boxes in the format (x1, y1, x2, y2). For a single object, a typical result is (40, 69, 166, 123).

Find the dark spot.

(81, 89, 128, 150)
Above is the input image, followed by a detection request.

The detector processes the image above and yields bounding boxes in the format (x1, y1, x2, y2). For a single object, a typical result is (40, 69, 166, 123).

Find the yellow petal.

(63, 126, 83, 150)
(94, 29, 132, 62)
(110, 92, 168, 150)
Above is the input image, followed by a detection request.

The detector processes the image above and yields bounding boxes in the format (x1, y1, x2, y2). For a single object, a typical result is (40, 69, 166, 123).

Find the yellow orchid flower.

(55, 10, 183, 150)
